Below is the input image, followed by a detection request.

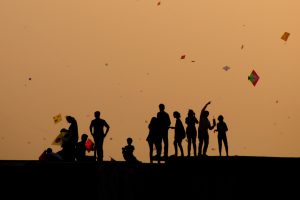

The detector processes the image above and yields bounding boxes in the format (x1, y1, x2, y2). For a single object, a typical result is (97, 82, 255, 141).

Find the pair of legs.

(93, 136, 104, 162)
(174, 139, 184, 156)
(187, 133, 197, 156)
(218, 134, 228, 156)
(198, 132, 209, 156)
(159, 130, 168, 158)
(148, 140, 160, 163)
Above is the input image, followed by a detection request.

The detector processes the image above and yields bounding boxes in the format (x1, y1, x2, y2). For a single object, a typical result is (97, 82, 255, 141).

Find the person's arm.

(167, 114, 171, 127)
(104, 123, 110, 137)
(201, 101, 211, 114)
(208, 118, 216, 130)
(225, 123, 228, 132)
(89, 121, 93, 135)
(195, 116, 199, 124)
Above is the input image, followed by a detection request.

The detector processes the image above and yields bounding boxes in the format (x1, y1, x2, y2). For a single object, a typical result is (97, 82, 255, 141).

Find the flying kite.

(223, 66, 230, 71)
(248, 70, 260, 86)
(53, 114, 62, 124)
(281, 32, 290, 41)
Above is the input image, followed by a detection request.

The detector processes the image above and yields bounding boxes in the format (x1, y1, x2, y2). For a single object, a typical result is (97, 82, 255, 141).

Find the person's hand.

(207, 101, 211, 105)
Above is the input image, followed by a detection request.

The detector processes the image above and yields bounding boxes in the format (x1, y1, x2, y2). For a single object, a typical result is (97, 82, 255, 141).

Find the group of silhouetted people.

(40, 102, 229, 163)
(146, 102, 229, 163)
(40, 111, 110, 162)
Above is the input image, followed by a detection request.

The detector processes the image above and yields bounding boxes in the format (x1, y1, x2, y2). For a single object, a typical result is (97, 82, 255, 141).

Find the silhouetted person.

(90, 111, 110, 162)
(75, 134, 88, 161)
(122, 137, 139, 163)
(39, 148, 62, 161)
(170, 111, 185, 157)
(146, 117, 159, 163)
(58, 127, 75, 161)
(65, 116, 79, 161)
(157, 104, 171, 159)
(214, 115, 229, 156)
(198, 101, 216, 156)
(185, 109, 198, 157)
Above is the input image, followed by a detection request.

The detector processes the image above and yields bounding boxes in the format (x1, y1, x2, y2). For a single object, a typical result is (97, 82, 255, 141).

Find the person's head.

(173, 111, 180, 119)
(150, 117, 157, 123)
(60, 128, 68, 133)
(203, 111, 209, 118)
(127, 137, 133, 145)
(81, 134, 88, 142)
(46, 148, 53, 154)
(66, 116, 74, 123)
(94, 111, 100, 119)
(159, 104, 165, 111)
(218, 115, 224, 122)
(188, 109, 195, 117)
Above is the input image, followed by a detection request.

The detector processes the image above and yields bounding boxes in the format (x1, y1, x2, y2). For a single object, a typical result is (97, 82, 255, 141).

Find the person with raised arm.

(198, 101, 216, 156)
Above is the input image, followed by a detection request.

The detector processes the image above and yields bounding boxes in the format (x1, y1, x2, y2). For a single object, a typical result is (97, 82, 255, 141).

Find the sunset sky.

(0, 0, 299, 162)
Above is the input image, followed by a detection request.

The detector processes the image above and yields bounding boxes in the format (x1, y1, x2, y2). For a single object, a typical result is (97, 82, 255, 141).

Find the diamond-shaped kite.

(85, 139, 94, 152)
(281, 32, 290, 41)
(181, 54, 186, 59)
(52, 130, 68, 146)
(157, 1, 161, 6)
(223, 66, 230, 71)
(248, 70, 260, 86)
(53, 114, 62, 124)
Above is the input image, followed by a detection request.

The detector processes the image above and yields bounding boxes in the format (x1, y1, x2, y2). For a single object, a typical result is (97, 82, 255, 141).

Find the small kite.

(53, 114, 62, 124)
(181, 54, 186, 59)
(223, 66, 230, 71)
(157, 1, 161, 6)
(281, 32, 290, 41)
(85, 139, 94, 152)
(241, 45, 244, 50)
(191, 60, 196, 63)
(248, 70, 260, 86)
(51, 129, 68, 146)
(28, 77, 32, 81)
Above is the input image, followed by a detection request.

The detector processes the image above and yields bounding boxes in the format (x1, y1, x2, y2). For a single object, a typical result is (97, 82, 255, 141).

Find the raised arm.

(201, 101, 211, 113)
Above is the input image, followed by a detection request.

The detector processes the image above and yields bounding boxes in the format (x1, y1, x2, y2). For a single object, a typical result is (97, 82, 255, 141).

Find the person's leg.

(187, 136, 191, 157)
(203, 133, 209, 156)
(173, 140, 178, 156)
(198, 135, 203, 156)
(148, 141, 153, 163)
(98, 137, 104, 162)
(223, 135, 229, 156)
(155, 137, 162, 163)
(162, 131, 169, 157)
(218, 135, 222, 156)
(192, 133, 197, 156)
(178, 140, 184, 157)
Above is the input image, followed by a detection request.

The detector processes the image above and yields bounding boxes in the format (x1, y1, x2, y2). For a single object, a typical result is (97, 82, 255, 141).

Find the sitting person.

(122, 137, 139, 163)
(39, 148, 62, 161)
(75, 134, 88, 161)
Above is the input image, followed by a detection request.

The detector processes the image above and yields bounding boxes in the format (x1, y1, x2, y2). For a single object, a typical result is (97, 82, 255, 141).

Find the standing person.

(214, 115, 229, 156)
(89, 111, 110, 162)
(157, 104, 171, 159)
(185, 109, 198, 157)
(198, 101, 216, 156)
(64, 116, 79, 161)
(146, 117, 159, 163)
(169, 111, 185, 157)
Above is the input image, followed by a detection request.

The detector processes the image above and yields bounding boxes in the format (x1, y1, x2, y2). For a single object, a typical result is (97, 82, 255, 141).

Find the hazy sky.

(0, 0, 299, 162)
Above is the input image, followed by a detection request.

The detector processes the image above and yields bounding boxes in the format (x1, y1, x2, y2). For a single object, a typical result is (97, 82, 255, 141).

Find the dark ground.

(0, 156, 299, 200)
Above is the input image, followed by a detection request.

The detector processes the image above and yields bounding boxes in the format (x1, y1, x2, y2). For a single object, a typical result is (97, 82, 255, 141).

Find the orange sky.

(0, 0, 299, 162)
